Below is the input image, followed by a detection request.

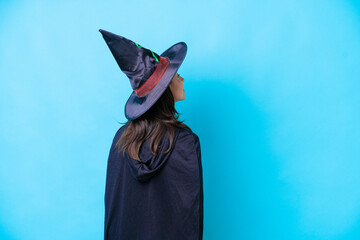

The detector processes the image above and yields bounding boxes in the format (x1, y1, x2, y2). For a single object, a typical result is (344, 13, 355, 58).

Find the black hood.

(124, 127, 180, 182)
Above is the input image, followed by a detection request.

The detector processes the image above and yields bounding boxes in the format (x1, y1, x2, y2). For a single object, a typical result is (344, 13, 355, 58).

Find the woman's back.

(104, 125, 203, 240)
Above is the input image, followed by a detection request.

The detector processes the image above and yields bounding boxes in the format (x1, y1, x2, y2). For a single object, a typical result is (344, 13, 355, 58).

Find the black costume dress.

(104, 125, 203, 240)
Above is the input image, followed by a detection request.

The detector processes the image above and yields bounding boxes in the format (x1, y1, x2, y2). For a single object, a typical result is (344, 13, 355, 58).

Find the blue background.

(1, 0, 360, 239)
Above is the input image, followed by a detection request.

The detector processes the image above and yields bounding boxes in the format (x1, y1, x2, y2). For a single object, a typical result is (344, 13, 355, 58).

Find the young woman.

(99, 29, 203, 240)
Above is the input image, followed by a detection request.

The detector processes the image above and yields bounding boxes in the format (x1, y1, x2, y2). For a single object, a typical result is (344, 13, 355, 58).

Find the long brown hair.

(115, 85, 192, 162)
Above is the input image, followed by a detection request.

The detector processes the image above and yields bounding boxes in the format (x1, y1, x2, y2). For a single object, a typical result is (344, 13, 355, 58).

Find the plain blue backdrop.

(1, 0, 360, 239)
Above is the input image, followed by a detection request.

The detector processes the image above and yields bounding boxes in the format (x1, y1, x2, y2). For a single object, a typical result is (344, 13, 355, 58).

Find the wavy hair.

(115, 85, 192, 162)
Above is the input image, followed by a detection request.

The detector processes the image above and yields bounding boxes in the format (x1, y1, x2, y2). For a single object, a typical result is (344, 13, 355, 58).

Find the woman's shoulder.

(114, 124, 126, 137)
(109, 124, 127, 146)
(175, 126, 200, 145)
(173, 127, 201, 160)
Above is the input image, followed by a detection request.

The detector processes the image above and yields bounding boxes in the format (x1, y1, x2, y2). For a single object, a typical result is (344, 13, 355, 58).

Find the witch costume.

(99, 29, 203, 240)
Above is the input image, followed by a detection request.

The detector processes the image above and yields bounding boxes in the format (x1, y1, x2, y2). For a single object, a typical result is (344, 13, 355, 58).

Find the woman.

(99, 29, 203, 240)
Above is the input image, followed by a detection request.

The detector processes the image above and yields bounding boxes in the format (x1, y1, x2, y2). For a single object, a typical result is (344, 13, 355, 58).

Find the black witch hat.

(99, 29, 187, 120)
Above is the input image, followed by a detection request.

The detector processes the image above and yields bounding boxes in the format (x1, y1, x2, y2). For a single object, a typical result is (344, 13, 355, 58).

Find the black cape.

(104, 125, 203, 240)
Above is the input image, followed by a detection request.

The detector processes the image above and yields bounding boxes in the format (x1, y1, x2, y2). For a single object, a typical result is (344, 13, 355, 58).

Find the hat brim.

(124, 42, 187, 120)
